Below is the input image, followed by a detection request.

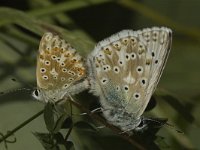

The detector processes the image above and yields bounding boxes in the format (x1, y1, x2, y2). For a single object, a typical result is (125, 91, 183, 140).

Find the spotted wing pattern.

(35, 32, 86, 102)
(88, 27, 172, 122)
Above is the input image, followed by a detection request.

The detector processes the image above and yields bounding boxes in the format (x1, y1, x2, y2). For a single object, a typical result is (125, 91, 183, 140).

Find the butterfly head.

(32, 88, 67, 103)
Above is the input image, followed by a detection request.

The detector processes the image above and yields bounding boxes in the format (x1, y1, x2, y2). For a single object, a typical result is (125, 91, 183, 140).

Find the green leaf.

(73, 121, 98, 132)
(0, 7, 95, 56)
(0, 7, 46, 36)
(44, 102, 73, 133)
(33, 132, 57, 150)
(34, 132, 73, 150)
(53, 114, 70, 133)
(155, 136, 170, 149)
(53, 133, 74, 150)
(155, 89, 195, 123)
(61, 117, 73, 129)
(44, 103, 55, 132)
(65, 141, 75, 150)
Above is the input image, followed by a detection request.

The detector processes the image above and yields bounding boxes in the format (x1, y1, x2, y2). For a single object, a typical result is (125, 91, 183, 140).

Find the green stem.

(65, 126, 73, 141)
(0, 109, 44, 143)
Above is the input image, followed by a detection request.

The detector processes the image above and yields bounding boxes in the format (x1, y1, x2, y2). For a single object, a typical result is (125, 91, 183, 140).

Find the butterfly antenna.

(0, 87, 33, 96)
(144, 117, 183, 134)
(10, 77, 34, 89)
(164, 122, 184, 134)
(144, 117, 167, 126)
(0, 78, 33, 95)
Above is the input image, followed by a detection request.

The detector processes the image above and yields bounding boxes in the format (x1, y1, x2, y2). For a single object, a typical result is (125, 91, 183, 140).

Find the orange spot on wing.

(103, 48, 112, 55)
(53, 47, 59, 51)
(39, 55, 44, 59)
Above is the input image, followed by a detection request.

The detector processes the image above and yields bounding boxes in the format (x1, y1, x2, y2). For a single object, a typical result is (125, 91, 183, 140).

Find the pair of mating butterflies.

(32, 27, 172, 132)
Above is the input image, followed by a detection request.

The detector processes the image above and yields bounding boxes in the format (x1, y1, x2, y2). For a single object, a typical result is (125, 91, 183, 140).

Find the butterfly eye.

(137, 119, 146, 128)
(32, 89, 41, 100)
(35, 90, 39, 96)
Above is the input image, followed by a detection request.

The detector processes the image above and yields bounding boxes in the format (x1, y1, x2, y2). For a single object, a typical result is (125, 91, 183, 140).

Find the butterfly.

(87, 27, 172, 132)
(32, 32, 89, 103)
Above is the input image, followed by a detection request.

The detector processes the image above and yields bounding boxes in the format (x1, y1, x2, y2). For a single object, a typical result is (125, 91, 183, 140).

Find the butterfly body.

(88, 27, 172, 132)
(33, 32, 88, 103)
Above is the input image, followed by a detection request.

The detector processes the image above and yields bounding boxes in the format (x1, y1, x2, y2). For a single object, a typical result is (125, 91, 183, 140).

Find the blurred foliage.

(0, 0, 200, 150)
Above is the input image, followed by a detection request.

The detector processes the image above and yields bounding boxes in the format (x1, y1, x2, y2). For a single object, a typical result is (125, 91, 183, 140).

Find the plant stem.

(0, 109, 44, 143)
(65, 126, 73, 141)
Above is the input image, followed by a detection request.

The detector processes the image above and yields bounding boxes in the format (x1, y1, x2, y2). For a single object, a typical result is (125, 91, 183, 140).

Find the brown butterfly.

(32, 32, 88, 103)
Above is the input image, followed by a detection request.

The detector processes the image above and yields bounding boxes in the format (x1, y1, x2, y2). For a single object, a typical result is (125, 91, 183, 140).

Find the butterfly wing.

(131, 27, 172, 117)
(36, 32, 86, 101)
(88, 29, 143, 109)
(88, 27, 172, 118)
(88, 31, 132, 109)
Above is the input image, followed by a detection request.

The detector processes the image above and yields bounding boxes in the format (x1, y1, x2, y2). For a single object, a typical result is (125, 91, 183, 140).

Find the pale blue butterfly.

(87, 27, 172, 132)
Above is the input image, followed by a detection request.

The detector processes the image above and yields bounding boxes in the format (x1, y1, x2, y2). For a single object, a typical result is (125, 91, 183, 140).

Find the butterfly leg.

(79, 107, 103, 116)
(91, 107, 102, 113)
(96, 125, 106, 129)
(67, 80, 89, 96)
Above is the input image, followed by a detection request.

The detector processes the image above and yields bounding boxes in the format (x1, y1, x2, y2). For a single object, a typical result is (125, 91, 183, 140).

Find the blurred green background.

(0, 0, 200, 149)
